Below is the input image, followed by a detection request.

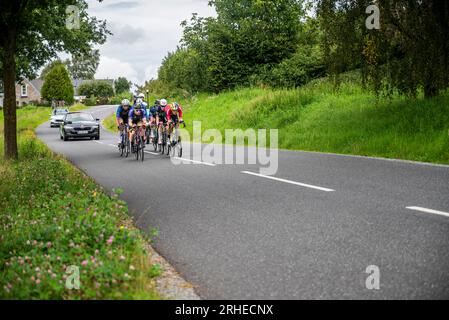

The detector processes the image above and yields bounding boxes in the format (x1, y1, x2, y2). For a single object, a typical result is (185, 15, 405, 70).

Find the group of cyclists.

(115, 93, 184, 157)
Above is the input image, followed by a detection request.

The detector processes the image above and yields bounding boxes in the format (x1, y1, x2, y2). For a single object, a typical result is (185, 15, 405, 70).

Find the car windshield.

(54, 109, 68, 115)
(66, 113, 94, 122)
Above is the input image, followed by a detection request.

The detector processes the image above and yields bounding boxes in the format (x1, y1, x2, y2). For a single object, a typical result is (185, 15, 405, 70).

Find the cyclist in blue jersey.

(115, 99, 131, 146)
(128, 99, 148, 149)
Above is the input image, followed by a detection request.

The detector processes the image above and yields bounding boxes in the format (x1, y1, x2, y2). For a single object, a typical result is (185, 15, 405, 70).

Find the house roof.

(29, 79, 44, 93)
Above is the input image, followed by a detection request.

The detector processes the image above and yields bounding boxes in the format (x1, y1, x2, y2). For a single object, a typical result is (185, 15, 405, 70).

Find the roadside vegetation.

(103, 74, 449, 165)
(182, 77, 449, 164)
(0, 106, 160, 299)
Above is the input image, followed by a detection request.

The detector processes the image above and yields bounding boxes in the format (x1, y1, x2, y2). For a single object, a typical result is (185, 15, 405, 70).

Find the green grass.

(102, 79, 449, 164)
(0, 105, 161, 299)
(179, 78, 449, 164)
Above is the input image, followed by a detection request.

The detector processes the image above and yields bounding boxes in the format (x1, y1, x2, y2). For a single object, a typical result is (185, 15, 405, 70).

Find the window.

(21, 84, 27, 97)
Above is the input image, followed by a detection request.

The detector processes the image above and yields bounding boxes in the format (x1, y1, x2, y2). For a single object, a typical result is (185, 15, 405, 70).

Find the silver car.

(50, 108, 69, 128)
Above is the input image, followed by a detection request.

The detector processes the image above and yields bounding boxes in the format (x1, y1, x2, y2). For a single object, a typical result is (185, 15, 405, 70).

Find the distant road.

(36, 105, 449, 299)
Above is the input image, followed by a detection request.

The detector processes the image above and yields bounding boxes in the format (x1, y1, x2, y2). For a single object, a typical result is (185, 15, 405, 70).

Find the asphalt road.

(36, 105, 449, 299)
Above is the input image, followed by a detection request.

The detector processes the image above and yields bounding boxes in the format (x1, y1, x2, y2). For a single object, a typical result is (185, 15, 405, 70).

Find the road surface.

(36, 105, 449, 299)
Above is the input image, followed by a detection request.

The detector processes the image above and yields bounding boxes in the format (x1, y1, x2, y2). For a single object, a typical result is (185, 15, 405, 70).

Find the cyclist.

(155, 99, 169, 145)
(128, 99, 148, 150)
(133, 93, 148, 109)
(116, 99, 131, 146)
(165, 102, 184, 144)
(148, 100, 161, 144)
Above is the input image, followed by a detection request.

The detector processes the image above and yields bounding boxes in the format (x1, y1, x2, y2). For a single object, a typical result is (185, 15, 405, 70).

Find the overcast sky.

(87, 0, 216, 86)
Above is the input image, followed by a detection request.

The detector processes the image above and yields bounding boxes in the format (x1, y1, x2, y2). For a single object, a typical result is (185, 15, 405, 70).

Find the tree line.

(155, 0, 449, 98)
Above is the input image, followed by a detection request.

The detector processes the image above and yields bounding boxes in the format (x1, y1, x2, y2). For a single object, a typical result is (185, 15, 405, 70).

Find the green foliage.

(39, 60, 69, 80)
(41, 64, 74, 105)
(180, 76, 449, 164)
(0, 106, 160, 299)
(114, 77, 132, 95)
(317, 0, 449, 97)
(67, 50, 100, 80)
(78, 81, 115, 100)
(0, 0, 109, 82)
(158, 0, 308, 93)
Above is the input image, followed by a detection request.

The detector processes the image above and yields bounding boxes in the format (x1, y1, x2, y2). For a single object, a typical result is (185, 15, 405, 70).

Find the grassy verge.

(184, 80, 449, 164)
(102, 79, 449, 164)
(0, 105, 161, 299)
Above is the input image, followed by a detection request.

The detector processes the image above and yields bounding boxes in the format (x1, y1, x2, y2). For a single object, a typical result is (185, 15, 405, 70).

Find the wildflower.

(36, 279, 41, 285)
(107, 236, 114, 245)
(120, 255, 125, 261)
(81, 260, 88, 266)
(46, 242, 52, 248)
(129, 265, 135, 271)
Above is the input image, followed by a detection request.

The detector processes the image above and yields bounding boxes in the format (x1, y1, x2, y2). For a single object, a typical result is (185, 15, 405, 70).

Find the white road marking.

(241, 171, 335, 192)
(406, 206, 449, 218)
(145, 151, 160, 155)
(94, 141, 104, 144)
(174, 158, 216, 167)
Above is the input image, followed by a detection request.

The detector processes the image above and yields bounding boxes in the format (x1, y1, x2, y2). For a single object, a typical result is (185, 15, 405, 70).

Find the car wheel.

(95, 134, 100, 141)
(63, 131, 68, 141)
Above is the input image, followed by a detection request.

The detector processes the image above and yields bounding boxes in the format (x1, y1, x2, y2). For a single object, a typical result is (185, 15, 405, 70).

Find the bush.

(78, 81, 115, 100)
(41, 65, 74, 105)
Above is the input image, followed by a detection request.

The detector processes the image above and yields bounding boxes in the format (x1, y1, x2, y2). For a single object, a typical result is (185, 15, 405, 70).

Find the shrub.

(41, 65, 74, 105)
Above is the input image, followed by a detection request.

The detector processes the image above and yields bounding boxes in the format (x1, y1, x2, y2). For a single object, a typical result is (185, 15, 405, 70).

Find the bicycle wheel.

(141, 139, 145, 162)
(125, 135, 130, 158)
(177, 137, 183, 158)
(119, 132, 125, 157)
(153, 129, 158, 152)
(135, 136, 140, 161)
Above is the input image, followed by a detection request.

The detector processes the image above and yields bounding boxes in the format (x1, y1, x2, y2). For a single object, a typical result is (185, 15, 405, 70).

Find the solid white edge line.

(406, 206, 449, 218)
(241, 171, 335, 192)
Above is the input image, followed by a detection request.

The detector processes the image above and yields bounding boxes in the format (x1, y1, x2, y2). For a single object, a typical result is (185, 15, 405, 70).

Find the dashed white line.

(174, 158, 216, 167)
(406, 206, 449, 218)
(241, 171, 335, 192)
(145, 151, 160, 155)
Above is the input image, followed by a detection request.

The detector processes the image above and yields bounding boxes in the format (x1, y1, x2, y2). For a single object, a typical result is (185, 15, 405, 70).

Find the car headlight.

(65, 126, 74, 130)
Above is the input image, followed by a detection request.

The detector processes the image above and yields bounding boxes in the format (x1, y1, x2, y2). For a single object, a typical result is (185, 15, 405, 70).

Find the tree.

(0, 0, 109, 160)
(317, 0, 449, 97)
(67, 49, 100, 79)
(114, 77, 132, 94)
(78, 81, 114, 99)
(39, 59, 69, 80)
(41, 64, 74, 105)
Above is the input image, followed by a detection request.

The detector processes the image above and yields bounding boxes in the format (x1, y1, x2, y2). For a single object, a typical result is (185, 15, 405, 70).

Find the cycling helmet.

(121, 99, 130, 107)
(138, 93, 145, 99)
(154, 99, 161, 106)
(135, 98, 143, 109)
(160, 99, 168, 107)
(171, 102, 179, 111)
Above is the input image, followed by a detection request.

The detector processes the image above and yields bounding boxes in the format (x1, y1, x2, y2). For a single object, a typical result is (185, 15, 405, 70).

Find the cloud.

(95, 56, 139, 85)
(87, 0, 216, 85)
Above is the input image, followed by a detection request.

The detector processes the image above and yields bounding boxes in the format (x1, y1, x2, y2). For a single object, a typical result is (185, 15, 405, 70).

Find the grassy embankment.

(0, 105, 161, 299)
(105, 75, 449, 164)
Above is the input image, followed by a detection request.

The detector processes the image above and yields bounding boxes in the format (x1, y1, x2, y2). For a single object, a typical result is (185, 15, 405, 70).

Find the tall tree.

(180, 0, 305, 91)
(317, 0, 449, 97)
(41, 64, 74, 105)
(39, 59, 69, 80)
(0, 1, 109, 159)
(114, 77, 132, 94)
(67, 49, 100, 79)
